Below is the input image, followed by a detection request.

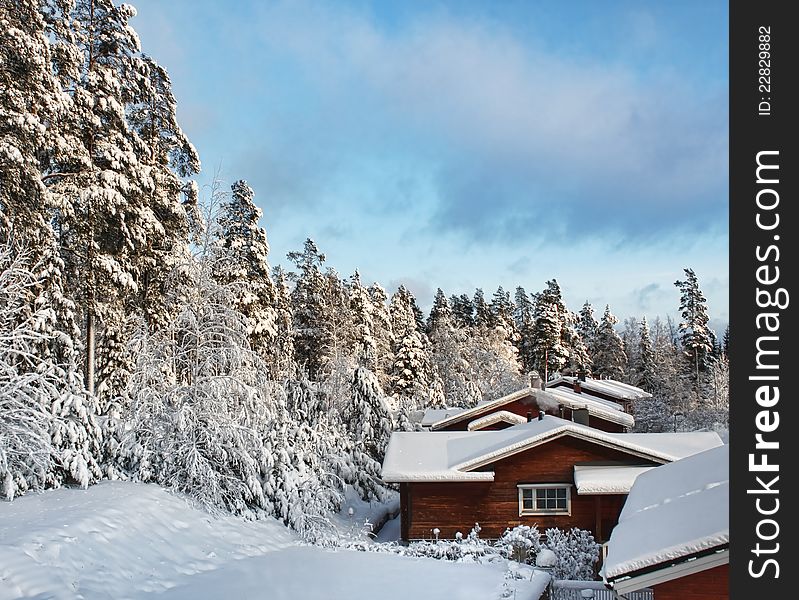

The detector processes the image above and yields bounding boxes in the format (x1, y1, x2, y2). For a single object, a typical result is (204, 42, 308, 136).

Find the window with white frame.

(517, 484, 571, 516)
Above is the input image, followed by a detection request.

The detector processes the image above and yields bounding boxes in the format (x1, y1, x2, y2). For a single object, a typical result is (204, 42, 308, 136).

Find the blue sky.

(131, 0, 729, 330)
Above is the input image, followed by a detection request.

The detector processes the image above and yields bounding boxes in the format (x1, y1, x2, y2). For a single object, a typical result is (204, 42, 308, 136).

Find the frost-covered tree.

(428, 311, 481, 407)
(635, 317, 658, 392)
(122, 231, 273, 514)
(592, 305, 627, 380)
(621, 317, 640, 378)
(531, 280, 568, 379)
(348, 367, 392, 464)
(0, 245, 101, 497)
(271, 266, 296, 380)
(287, 239, 329, 378)
(348, 271, 376, 369)
(212, 180, 278, 367)
(675, 268, 716, 389)
(577, 301, 599, 370)
(472, 288, 491, 329)
(513, 287, 536, 373)
(450, 293, 474, 329)
(367, 282, 394, 388)
(426, 288, 451, 334)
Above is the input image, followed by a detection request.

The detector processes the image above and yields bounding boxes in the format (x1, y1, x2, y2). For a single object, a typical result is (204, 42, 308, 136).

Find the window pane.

(523, 498, 533, 509)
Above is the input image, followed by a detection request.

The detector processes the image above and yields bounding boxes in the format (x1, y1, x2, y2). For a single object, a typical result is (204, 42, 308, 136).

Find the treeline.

(0, 0, 727, 531)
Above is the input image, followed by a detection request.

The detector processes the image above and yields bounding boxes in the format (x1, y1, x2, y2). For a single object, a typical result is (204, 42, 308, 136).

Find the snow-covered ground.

(0, 482, 543, 600)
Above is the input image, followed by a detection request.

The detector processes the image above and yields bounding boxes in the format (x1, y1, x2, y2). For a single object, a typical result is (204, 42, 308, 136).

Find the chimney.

(538, 410, 545, 421)
(529, 371, 542, 390)
(527, 410, 533, 422)
(572, 407, 590, 426)
(573, 379, 582, 394)
(578, 370, 587, 382)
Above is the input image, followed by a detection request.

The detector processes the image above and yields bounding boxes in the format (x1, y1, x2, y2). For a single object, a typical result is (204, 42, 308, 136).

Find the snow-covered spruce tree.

(271, 266, 297, 380)
(674, 268, 716, 391)
(287, 239, 344, 379)
(347, 271, 377, 370)
(426, 288, 451, 334)
(428, 297, 481, 407)
(592, 305, 627, 380)
(211, 180, 279, 372)
(576, 301, 599, 372)
(389, 286, 435, 410)
(635, 317, 658, 392)
(513, 287, 536, 373)
(472, 288, 491, 329)
(450, 293, 475, 329)
(531, 280, 568, 380)
(462, 324, 525, 402)
(489, 286, 516, 336)
(561, 308, 591, 377)
(621, 316, 640, 379)
(367, 282, 394, 389)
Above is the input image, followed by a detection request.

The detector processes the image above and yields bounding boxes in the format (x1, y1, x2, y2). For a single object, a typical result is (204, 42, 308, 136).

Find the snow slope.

(0, 482, 516, 600)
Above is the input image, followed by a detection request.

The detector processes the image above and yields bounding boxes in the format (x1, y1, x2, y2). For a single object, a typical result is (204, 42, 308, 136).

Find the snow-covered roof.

(603, 444, 729, 584)
(537, 388, 635, 428)
(429, 386, 635, 431)
(573, 465, 654, 495)
(430, 389, 534, 431)
(467, 410, 528, 431)
(381, 416, 723, 483)
(548, 377, 652, 400)
(421, 408, 466, 427)
(381, 431, 498, 482)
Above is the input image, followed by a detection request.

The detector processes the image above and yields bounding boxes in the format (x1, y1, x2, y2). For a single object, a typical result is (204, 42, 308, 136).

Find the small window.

(518, 484, 571, 516)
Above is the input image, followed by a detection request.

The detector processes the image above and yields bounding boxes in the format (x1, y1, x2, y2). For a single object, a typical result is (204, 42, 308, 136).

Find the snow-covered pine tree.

(287, 239, 329, 379)
(389, 286, 434, 410)
(621, 317, 640, 379)
(367, 282, 394, 389)
(271, 266, 296, 380)
(635, 317, 658, 392)
(428, 306, 481, 407)
(592, 305, 627, 380)
(472, 288, 491, 329)
(212, 180, 278, 368)
(577, 301, 599, 371)
(561, 308, 591, 377)
(348, 366, 392, 465)
(347, 271, 376, 369)
(674, 268, 716, 390)
(126, 55, 200, 331)
(450, 293, 475, 329)
(513, 287, 536, 373)
(531, 280, 568, 380)
(426, 288, 451, 334)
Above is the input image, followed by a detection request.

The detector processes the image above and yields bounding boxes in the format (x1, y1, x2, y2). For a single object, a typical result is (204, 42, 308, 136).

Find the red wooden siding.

(403, 435, 650, 541)
(653, 564, 729, 600)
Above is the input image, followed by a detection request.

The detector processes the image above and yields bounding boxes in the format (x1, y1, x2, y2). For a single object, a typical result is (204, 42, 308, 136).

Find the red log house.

(381, 415, 722, 543)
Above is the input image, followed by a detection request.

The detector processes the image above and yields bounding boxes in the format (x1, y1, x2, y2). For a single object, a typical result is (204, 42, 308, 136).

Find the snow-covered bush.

(544, 528, 601, 580)
(496, 525, 543, 563)
(0, 247, 56, 499)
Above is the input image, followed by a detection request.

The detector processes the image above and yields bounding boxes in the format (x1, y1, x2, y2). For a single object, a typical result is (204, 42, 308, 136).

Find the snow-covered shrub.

(0, 247, 56, 499)
(496, 525, 543, 563)
(544, 528, 601, 580)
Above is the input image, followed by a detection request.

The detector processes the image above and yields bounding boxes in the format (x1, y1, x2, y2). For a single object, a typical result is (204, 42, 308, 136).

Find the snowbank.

(0, 482, 515, 600)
